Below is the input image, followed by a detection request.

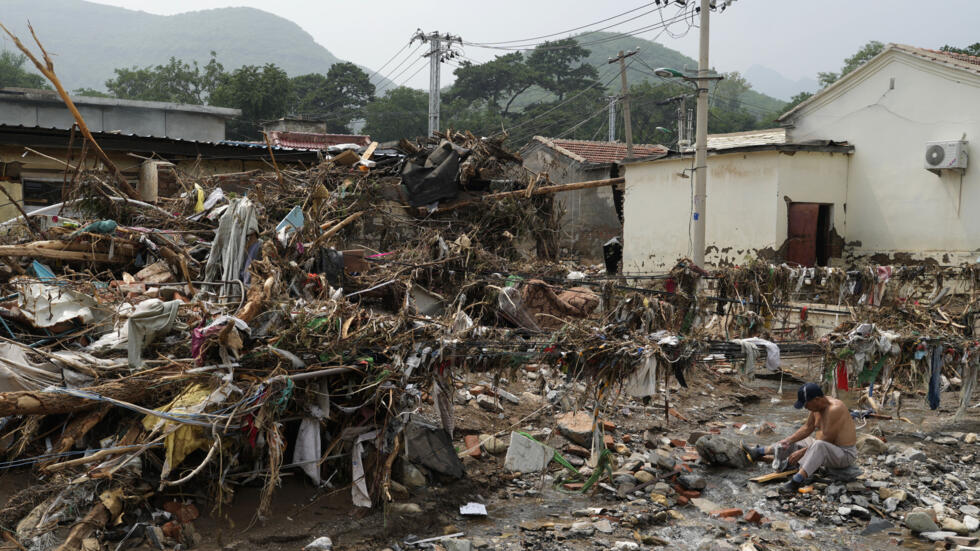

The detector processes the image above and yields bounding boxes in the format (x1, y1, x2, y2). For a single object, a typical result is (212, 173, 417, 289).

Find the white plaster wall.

(787, 52, 980, 260)
(623, 151, 780, 272)
(775, 150, 850, 242)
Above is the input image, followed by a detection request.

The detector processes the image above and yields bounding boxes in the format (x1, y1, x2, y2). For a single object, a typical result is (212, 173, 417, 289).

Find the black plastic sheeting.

(400, 141, 470, 207)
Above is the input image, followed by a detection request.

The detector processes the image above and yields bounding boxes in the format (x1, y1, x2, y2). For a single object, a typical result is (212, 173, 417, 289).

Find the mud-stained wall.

(785, 50, 980, 262)
(522, 144, 618, 261)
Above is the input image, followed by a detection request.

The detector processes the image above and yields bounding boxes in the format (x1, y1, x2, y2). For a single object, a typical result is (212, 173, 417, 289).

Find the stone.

(494, 388, 521, 404)
(884, 497, 900, 513)
(504, 431, 554, 473)
(694, 435, 751, 468)
(568, 521, 594, 537)
(897, 446, 927, 462)
(966, 433, 978, 444)
(905, 511, 941, 533)
(565, 444, 590, 458)
(770, 520, 791, 532)
(919, 531, 957, 542)
(846, 481, 866, 493)
(849, 505, 871, 519)
(557, 412, 594, 446)
(964, 515, 979, 531)
(879, 488, 907, 502)
(442, 540, 472, 551)
(649, 492, 668, 506)
(861, 518, 893, 535)
(838, 506, 852, 517)
(691, 498, 722, 514)
(635, 470, 655, 484)
(612, 542, 640, 551)
(594, 519, 614, 534)
(678, 474, 707, 490)
(688, 431, 709, 445)
(476, 394, 503, 412)
(961, 505, 980, 516)
(856, 434, 889, 455)
(480, 434, 508, 455)
(401, 462, 426, 488)
(942, 518, 970, 535)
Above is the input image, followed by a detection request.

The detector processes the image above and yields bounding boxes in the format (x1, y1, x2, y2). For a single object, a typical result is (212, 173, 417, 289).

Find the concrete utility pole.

(608, 50, 638, 158)
(677, 95, 686, 147)
(413, 30, 461, 137)
(692, 0, 710, 267)
(607, 95, 617, 142)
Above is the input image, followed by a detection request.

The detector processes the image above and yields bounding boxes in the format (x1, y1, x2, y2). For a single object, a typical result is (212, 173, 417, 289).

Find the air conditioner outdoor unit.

(924, 140, 968, 174)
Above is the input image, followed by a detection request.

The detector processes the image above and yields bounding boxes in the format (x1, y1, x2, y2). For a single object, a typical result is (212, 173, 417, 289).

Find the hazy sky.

(87, 0, 978, 89)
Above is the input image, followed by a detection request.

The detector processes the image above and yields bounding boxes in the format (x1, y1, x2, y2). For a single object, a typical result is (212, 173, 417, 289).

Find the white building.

(621, 44, 979, 272)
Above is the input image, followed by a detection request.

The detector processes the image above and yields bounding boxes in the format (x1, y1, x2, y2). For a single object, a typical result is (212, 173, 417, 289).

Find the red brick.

(603, 434, 615, 447)
(710, 428, 721, 434)
(464, 435, 482, 457)
(673, 485, 701, 499)
(470, 385, 486, 395)
(680, 453, 700, 462)
(744, 510, 763, 524)
(670, 439, 686, 448)
(601, 420, 616, 432)
(710, 508, 743, 519)
(676, 495, 690, 505)
(563, 482, 584, 491)
(622, 434, 632, 444)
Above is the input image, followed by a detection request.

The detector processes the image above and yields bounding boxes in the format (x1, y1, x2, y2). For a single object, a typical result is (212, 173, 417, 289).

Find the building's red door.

(787, 202, 819, 266)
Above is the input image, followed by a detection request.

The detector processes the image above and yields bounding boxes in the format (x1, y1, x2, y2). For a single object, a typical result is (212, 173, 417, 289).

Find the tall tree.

(0, 50, 49, 89)
(818, 41, 884, 87)
(291, 63, 375, 133)
(526, 38, 599, 101)
(211, 63, 292, 139)
(449, 52, 533, 115)
(362, 86, 427, 142)
(105, 53, 224, 104)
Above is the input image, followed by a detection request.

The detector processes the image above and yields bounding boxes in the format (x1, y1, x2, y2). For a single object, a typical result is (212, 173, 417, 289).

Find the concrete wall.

(1, 95, 234, 142)
(786, 51, 980, 263)
(623, 149, 851, 272)
(522, 144, 618, 260)
(262, 119, 327, 134)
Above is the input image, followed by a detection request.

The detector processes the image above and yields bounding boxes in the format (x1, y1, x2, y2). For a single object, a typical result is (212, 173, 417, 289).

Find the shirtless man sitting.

(743, 383, 858, 493)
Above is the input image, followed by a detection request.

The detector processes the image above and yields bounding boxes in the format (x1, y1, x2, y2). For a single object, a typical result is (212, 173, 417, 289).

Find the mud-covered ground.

(3, 360, 976, 551)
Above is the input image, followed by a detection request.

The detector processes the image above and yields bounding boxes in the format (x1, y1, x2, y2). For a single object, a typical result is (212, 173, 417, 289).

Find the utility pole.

(607, 96, 617, 142)
(413, 30, 461, 137)
(608, 50, 637, 158)
(692, 0, 710, 267)
(677, 95, 686, 147)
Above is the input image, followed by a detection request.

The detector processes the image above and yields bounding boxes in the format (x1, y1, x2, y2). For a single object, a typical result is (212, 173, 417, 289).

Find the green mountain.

(0, 0, 389, 92)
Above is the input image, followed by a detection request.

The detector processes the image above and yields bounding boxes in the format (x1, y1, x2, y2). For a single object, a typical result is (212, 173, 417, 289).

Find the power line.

(374, 43, 427, 94)
(366, 40, 413, 84)
(465, 1, 661, 46)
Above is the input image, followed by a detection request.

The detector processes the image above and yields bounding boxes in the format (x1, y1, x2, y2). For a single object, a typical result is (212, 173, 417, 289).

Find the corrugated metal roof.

(266, 131, 371, 150)
(703, 128, 786, 151)
(529, 136, 668, 164)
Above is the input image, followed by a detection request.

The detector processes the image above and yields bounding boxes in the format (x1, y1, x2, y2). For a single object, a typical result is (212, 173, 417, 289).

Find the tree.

(526, 38, 598, 101)
(818, 41, 884, 87)
(72, 88, 114, 98)
(291, 63, 375, 133)
(0, 50, 49, 89)
(362, 87, 428, 142)
(105, 52, 224, 104)
(448, 52, 533, 115)
(783, 91, 813, 112)
(941, 43, 980, 57)
(211, 63, 292, 140)
(711, 71, 751, 112)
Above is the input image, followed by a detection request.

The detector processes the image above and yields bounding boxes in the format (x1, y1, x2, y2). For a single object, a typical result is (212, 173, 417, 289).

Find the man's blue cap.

(794, 382, 823, 409)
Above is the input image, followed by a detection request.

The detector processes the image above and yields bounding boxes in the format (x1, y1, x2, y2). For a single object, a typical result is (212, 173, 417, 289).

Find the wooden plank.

(749, 469, 797, 483)
(0, 245, 126, 263)
(361, 141, 379, 163)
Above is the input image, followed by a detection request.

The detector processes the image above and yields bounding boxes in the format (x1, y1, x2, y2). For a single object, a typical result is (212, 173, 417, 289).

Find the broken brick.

(565, 444, 590, 458)
(601, 420, 616, 432)
(744, 510, 763, 524)
(676, 495, 690, 505)
(464, 435, 482, 458)
(603, 434, 615, 447)
(563, 482, 584, 491)
(670, 439, 686, 448)
(710, 508, 743, 519)
(622, 434, 632, 444)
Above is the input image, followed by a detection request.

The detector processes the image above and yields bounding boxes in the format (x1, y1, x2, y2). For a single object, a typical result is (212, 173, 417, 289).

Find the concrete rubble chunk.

(694, 435, 751, 468)
(920, 531, 958, 542)
(476, 394, 503, 412)
(568, 521, 594, 536)
(594, 519, 614, 533)
(964, 515, 979, 532)
(691, 497, 722, 514)
(504, 431, 553, 473)
(856, 433, 888, 455)
(443, 539, 473, 551)
(557, 411, 594, 446)
(942, 518, 970, 535)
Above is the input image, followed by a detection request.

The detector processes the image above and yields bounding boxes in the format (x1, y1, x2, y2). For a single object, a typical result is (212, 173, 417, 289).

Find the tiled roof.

(704, 128, 786, 151)
(267, 131, 371, 150)
(530, 136, 668, 164)
(892, 44, 980, 74)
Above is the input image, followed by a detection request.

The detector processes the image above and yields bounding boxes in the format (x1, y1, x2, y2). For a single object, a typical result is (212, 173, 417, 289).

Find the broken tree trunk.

(39, 405, 110, 471)
(0, 23, 140, 200)
(0, 378, 150, 417)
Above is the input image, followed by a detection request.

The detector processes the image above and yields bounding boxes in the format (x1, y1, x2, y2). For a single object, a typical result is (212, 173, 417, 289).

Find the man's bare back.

(811, 396, 856, 447)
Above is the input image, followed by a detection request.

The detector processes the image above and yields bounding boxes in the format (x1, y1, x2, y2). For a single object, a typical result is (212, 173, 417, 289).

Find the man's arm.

(781, 412, 817, 445)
